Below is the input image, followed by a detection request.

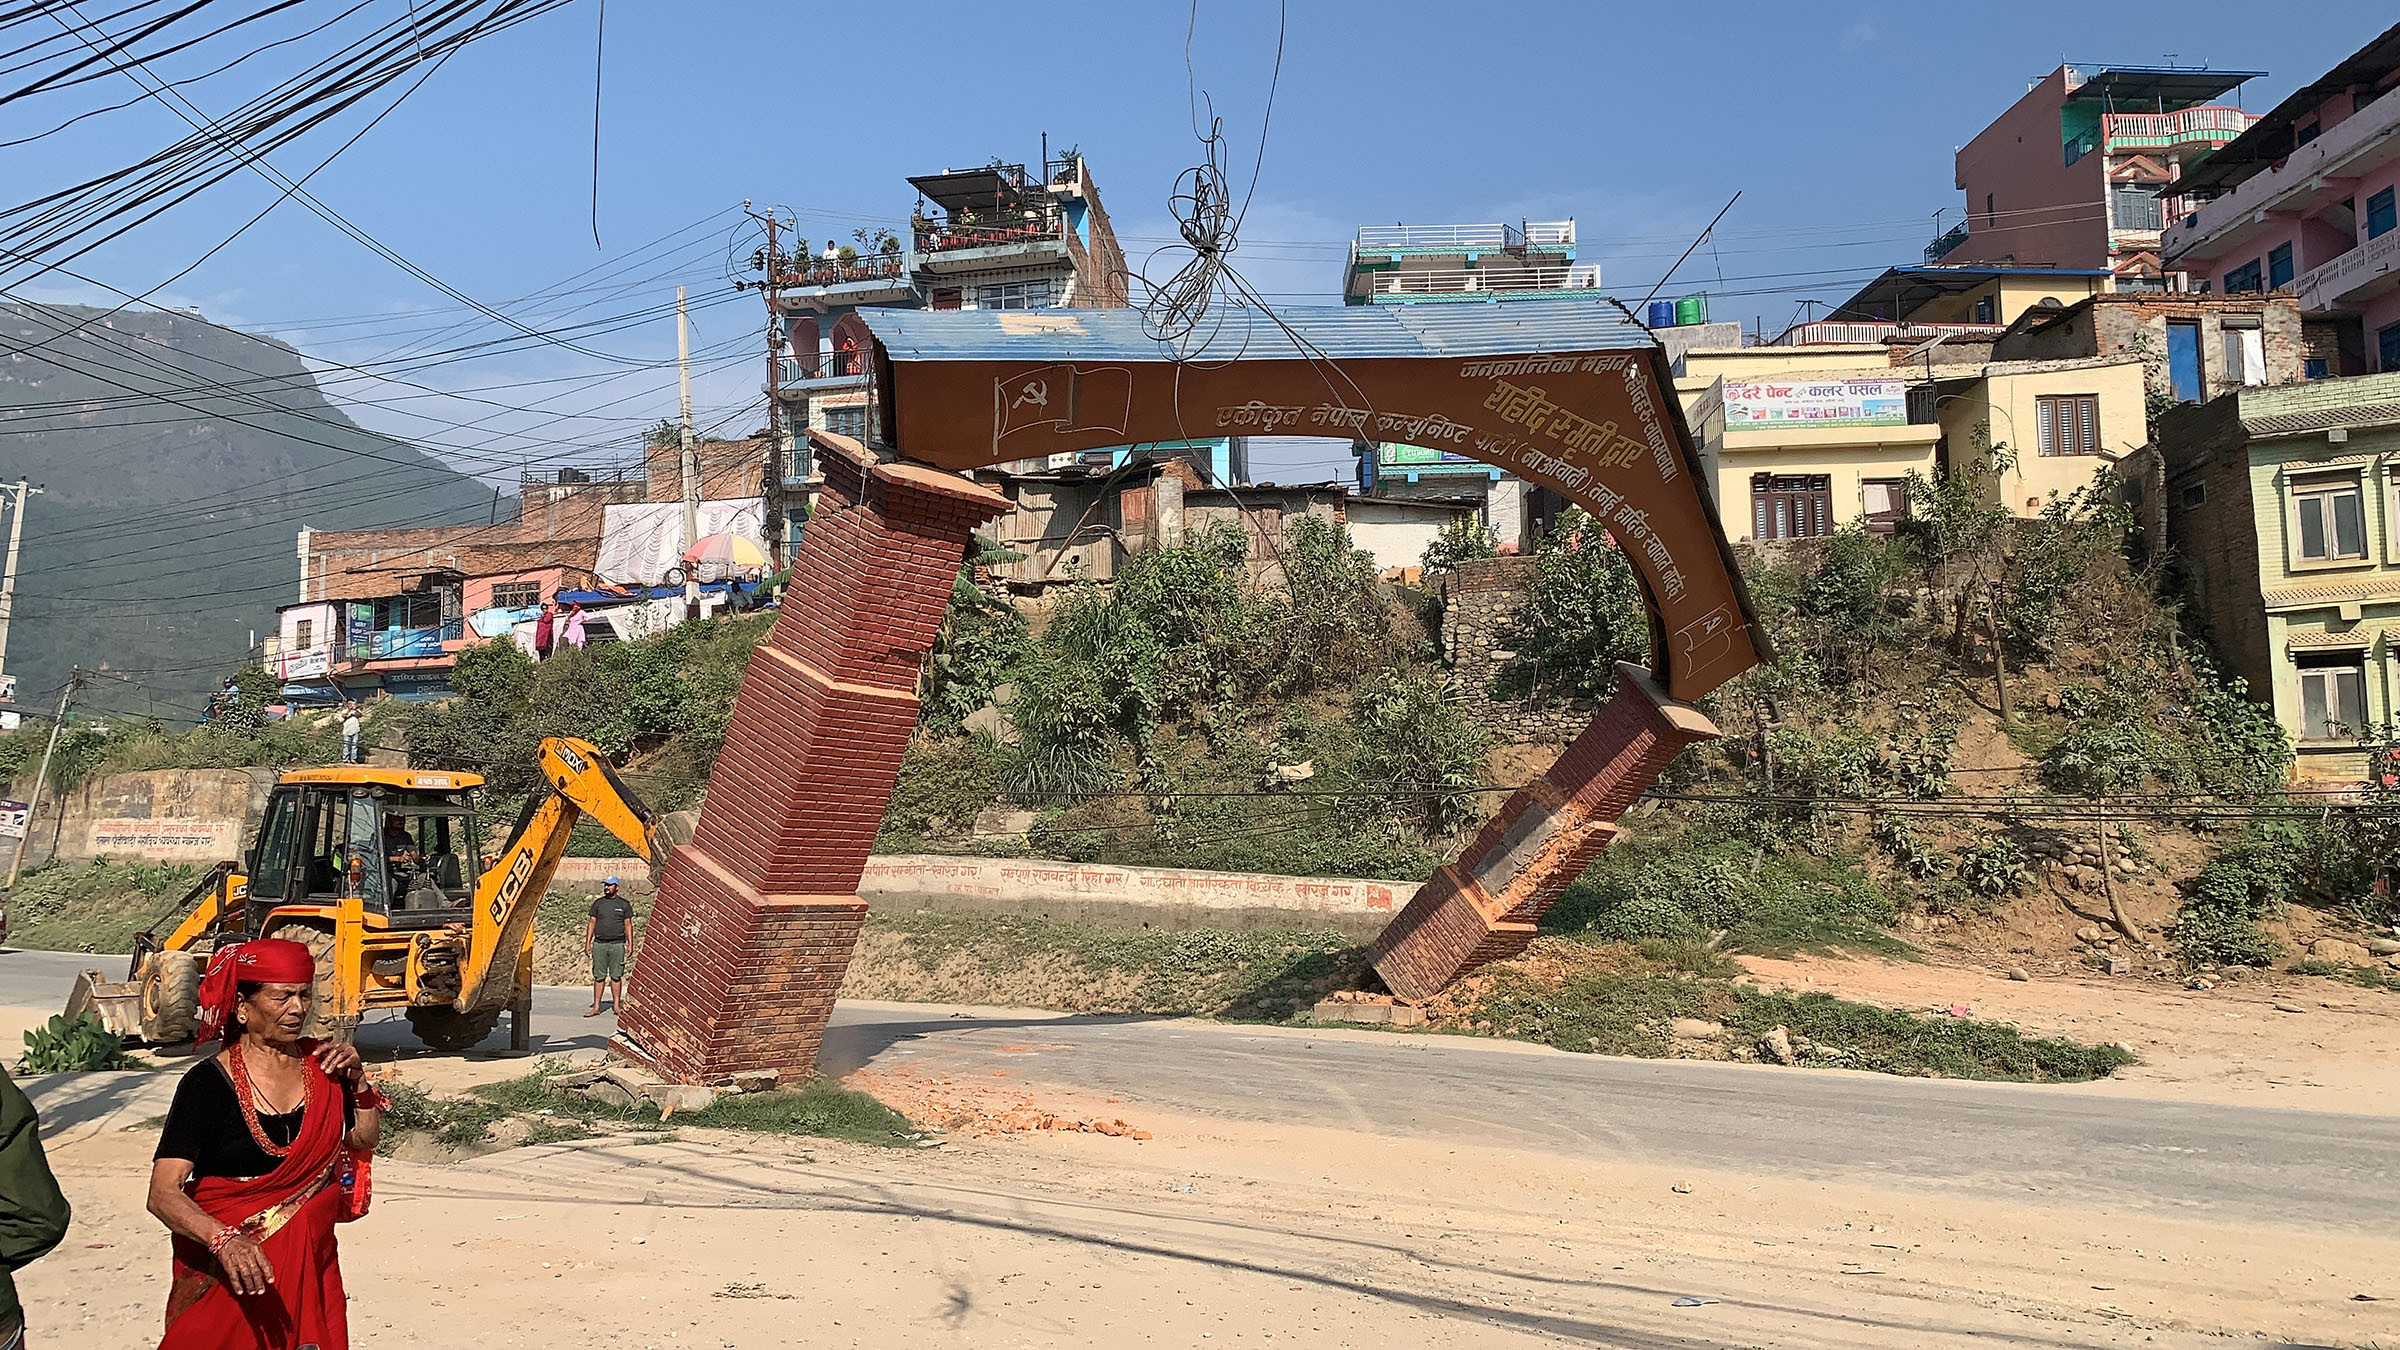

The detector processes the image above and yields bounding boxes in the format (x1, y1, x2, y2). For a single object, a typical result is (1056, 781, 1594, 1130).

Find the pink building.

(2164, 23, 2400, 376)
(1937, 64, 2259, 286)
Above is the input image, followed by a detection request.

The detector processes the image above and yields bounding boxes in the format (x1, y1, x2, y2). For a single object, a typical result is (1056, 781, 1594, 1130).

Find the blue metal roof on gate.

(856, 297, 1658, 364)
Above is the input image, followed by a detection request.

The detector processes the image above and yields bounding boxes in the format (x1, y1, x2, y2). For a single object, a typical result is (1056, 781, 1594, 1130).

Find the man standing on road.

(0, 1063, 71, 1348)
(340, 702, 361, 764)
(584, 878, 635, 1018)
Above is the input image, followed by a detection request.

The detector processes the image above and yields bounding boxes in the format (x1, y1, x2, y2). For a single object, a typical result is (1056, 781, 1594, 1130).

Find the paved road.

(8, 948, 2394, 1233)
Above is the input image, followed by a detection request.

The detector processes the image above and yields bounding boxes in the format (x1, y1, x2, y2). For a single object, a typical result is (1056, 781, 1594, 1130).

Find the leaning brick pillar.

(614, 440, 1007, 1084)
(1369, 663, 1718, 1001)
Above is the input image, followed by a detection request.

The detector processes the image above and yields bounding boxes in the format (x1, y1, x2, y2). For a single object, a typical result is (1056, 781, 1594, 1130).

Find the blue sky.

(6, 0, 2384, 483)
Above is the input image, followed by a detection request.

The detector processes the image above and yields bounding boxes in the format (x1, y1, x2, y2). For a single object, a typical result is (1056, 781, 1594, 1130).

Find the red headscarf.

(194, 938, 318, 1043)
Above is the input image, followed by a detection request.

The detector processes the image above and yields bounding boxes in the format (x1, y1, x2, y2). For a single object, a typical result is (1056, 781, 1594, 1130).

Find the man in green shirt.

(584, 878, 636, 1017)
(0, 1064, 70, 1347)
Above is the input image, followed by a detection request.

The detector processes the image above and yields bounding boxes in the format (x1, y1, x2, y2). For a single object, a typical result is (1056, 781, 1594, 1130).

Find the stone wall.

(1435, 555, 1596, 745)
(14, 767, 278, 868)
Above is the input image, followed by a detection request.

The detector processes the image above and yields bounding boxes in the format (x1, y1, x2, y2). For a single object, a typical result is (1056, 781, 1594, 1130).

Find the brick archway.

(616, 299, 1769, 1084)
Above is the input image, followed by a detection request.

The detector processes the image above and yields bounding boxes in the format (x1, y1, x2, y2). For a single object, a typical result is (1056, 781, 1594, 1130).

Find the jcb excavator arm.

(454, 737, 655, 1015)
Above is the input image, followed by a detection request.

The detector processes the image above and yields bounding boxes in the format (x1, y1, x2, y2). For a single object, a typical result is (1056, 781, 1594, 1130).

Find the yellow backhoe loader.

(65, 736, 681, 1051)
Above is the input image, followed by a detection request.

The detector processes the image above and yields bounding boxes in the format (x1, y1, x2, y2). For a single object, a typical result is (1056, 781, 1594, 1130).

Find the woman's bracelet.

(205, 1225, 243, 1255)
(349, 1079, 391, 1112)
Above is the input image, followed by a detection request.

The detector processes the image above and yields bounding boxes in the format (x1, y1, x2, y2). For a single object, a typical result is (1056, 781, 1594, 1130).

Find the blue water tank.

(1646, 299, 1678, 329)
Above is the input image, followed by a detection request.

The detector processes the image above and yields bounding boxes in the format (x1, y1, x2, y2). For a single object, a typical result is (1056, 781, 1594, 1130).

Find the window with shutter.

(2295, 652, 2368, 740)
(1749, 474, 1833, 540)
(2036, 395, 2099, 456)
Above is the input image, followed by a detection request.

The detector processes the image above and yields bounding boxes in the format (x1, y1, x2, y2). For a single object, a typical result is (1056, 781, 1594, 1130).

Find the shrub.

(21, 1012, 137, 1073)
(1506, 508, 1651, 700)
(1345, 669, 1488, 838)
(1956, 834, 2030, 897)
(1421, 515, 1497, 574)
(2173, 826, 2299, 969)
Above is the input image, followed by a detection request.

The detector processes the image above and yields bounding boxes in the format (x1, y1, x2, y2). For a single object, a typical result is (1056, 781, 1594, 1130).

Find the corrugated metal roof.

(857, 298, 1656, 365)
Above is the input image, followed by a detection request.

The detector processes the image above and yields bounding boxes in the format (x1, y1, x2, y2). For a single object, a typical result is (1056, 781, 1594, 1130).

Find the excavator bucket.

(64, 969, 143, 1039)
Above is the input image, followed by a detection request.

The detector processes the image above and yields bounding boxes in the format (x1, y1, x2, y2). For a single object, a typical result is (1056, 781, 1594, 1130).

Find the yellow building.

(1673, 346, 2146, 541)
(1927, 356, 2150, 514)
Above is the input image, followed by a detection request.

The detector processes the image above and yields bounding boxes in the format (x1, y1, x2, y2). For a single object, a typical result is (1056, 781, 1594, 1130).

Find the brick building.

(1992, 291, 2306, 408)
(2159, 371, 2400, 779)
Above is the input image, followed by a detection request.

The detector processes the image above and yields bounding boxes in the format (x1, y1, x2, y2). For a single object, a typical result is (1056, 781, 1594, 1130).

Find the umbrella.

(681, 533, 769, 568)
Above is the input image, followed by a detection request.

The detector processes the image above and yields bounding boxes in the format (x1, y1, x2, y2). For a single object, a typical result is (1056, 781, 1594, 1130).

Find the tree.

(1509, 508, 1650, 700)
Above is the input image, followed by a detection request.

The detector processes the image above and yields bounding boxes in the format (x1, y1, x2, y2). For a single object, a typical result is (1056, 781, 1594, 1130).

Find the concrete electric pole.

(0, 481, 43, 692)
(6, 667, 79, 890)
(677, 284, 700, 616)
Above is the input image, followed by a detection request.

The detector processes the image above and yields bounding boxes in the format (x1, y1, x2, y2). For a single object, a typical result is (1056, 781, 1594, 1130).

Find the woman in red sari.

(145, 939, 383, 1350)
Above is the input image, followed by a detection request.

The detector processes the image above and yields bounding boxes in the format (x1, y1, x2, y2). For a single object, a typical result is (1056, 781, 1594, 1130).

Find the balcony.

(2103, 106, 2256, 152)
(913, 213, 1066, 255)
(1361, 264, 1601, 302)
(2166, 90, 2400, 273)
(770, 252, 906, 289)
(1924, 219, 1969, 263)
(774, 346, 869, 397)
(2295, 226, 2400, 313)
(353, 620, 464, 663)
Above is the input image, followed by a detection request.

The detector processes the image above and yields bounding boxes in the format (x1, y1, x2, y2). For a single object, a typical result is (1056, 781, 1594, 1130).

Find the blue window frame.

(2305, 357, 2329, 379)
(2371, 188, 2398, 240)
(2380, 322, 2400, 374)
(2224, 259, 2264, 293)
(2268, 243, 2294, 289)
(2167, 320, 2203, 402)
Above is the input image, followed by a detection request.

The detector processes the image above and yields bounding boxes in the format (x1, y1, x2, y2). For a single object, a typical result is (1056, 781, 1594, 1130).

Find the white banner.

(595, 499, 767, 585)
(0, 800, 26, 839)
(1723, 377, 1908, 430)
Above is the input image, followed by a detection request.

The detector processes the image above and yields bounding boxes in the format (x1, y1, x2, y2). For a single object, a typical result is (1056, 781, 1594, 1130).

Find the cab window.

(248, 791, 301, 901)
(379, 791, 477, 913)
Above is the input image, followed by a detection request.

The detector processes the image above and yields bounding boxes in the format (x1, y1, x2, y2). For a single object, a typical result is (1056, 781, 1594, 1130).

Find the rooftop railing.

(2104, 106, 2256, 149)
(770, 252, 906, 288)
(912, 213, 1066, 254)
(1773, 321, 2004, 347)
(1924, 219, 1969, 263)
(1354, 220, 1575, 252)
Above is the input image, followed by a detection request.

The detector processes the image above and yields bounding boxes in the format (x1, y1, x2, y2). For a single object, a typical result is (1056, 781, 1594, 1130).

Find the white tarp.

(596, 498, 767, 585)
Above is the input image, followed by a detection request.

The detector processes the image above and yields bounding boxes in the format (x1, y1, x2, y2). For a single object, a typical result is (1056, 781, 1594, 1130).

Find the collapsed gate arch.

(615, 299, 1769, 1085)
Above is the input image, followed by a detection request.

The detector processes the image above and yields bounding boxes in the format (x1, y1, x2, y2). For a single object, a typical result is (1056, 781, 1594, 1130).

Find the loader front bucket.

(64, 970, 144, 1039)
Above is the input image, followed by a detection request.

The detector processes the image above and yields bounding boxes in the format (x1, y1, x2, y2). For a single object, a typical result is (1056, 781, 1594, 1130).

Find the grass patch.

(379, 1066, 920, 1155)
(1461, 970, 2133, 1083)
(5, 858, 201, 954)
(855, 909, 1364, 1020)
(1541, 831, 1909, 959)
(2291, 959, 2400, 993)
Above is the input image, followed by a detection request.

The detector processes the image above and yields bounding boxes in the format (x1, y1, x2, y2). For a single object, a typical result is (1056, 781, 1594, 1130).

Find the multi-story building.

(1344, 220, 1602, 549)
(1992, 291, 2306, 406)
(2160, 371, 2400, 779)
(1673, 342, 2148, 540)
(1936, 64, 2260, 285)
(2161, 23, 2400, 377)
(758, 152, 1209, 553)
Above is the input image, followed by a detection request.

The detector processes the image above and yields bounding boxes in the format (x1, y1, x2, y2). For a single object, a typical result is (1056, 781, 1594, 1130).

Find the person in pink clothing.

(563, 604, 589, 650)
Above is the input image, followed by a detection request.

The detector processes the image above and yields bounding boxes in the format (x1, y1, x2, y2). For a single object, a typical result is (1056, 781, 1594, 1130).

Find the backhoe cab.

(67, 737, 673, 1052)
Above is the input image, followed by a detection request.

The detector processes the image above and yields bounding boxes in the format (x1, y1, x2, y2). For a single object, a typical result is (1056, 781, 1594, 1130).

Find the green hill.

(0, 301, 495, 716)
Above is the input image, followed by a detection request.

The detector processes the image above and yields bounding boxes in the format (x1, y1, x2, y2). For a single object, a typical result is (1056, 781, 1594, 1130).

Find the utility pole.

(0, 481, 43, 690)
(744, 203, 791, 572)
(6, 668, 80, 890)
(677, 285, 701, 616)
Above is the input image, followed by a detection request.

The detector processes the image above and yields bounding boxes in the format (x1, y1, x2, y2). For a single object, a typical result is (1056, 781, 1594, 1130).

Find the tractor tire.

(405, 1004, 506, 1051)
(259, 921, 353, 1043)
(138, 950, 202, 1045)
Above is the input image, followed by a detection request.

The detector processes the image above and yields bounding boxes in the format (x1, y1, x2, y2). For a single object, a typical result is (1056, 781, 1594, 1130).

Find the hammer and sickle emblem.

(1012, 380, 1049, 409)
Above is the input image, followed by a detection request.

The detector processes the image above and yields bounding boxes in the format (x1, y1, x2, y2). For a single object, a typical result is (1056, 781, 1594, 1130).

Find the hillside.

(0, 301, 495, 713)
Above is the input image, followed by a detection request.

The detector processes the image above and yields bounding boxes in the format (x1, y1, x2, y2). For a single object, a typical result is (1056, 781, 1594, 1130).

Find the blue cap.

(603, 876, 620, 886)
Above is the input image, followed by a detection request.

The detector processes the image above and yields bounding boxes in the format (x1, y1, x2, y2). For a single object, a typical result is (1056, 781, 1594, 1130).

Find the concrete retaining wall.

(15, 768, 278, 868)
(854, 854, 1415, 938)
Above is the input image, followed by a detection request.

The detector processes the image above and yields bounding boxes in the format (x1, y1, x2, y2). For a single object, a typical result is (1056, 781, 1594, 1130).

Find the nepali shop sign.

(1723, 377, 1908, 430)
